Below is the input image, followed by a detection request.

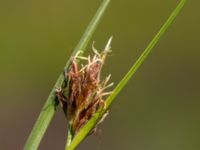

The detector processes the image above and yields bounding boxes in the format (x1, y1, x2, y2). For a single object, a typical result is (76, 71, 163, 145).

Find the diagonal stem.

(23, 0, 111, 149)
(66, 0, 187, 149)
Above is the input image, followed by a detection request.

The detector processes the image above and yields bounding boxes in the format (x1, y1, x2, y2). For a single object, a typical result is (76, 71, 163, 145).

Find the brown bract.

(56, 48, 113, 136)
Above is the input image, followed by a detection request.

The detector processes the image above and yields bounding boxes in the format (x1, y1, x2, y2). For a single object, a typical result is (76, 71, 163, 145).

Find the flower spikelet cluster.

(56, 38, 113, 135)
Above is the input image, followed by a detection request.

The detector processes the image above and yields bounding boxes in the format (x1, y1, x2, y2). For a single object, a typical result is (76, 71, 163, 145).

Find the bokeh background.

(0, 0, 199, 149)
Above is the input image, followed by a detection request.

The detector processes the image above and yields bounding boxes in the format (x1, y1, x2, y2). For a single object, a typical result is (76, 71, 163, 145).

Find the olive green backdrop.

(0, 0, 199, 149)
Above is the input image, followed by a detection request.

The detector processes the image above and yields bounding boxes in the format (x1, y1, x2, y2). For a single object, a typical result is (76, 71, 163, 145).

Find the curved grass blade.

(24, 0, 111, 149)
(66, 0, 187, 149)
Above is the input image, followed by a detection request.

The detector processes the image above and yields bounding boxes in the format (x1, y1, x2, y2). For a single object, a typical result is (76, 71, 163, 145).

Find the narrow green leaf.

(66, 1, 186, 149)
(24, 0, 111, 149)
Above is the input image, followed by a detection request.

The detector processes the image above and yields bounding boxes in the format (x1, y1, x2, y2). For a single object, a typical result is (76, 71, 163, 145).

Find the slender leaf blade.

(67, 1, 187, 149)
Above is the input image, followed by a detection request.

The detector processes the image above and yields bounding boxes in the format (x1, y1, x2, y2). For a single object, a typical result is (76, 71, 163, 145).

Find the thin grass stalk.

(24, 0, 111, 149)
(66, 0, 187, 149)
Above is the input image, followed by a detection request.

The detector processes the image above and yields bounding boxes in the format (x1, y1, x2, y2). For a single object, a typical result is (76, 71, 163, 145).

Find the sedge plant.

(24, 0, 187, 149)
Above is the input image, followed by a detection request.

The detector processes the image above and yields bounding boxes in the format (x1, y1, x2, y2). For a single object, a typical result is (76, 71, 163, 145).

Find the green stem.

(23, 0, 111, 149)
(66, 121, 73, 147)
(66, 0, 187, 150)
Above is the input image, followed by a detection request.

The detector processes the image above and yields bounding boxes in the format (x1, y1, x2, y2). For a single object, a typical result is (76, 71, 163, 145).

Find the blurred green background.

(0, 0, 200, 149)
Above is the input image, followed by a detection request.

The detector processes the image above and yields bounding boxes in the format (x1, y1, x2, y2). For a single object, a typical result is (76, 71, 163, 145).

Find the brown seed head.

(56, 37, 113, 136)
